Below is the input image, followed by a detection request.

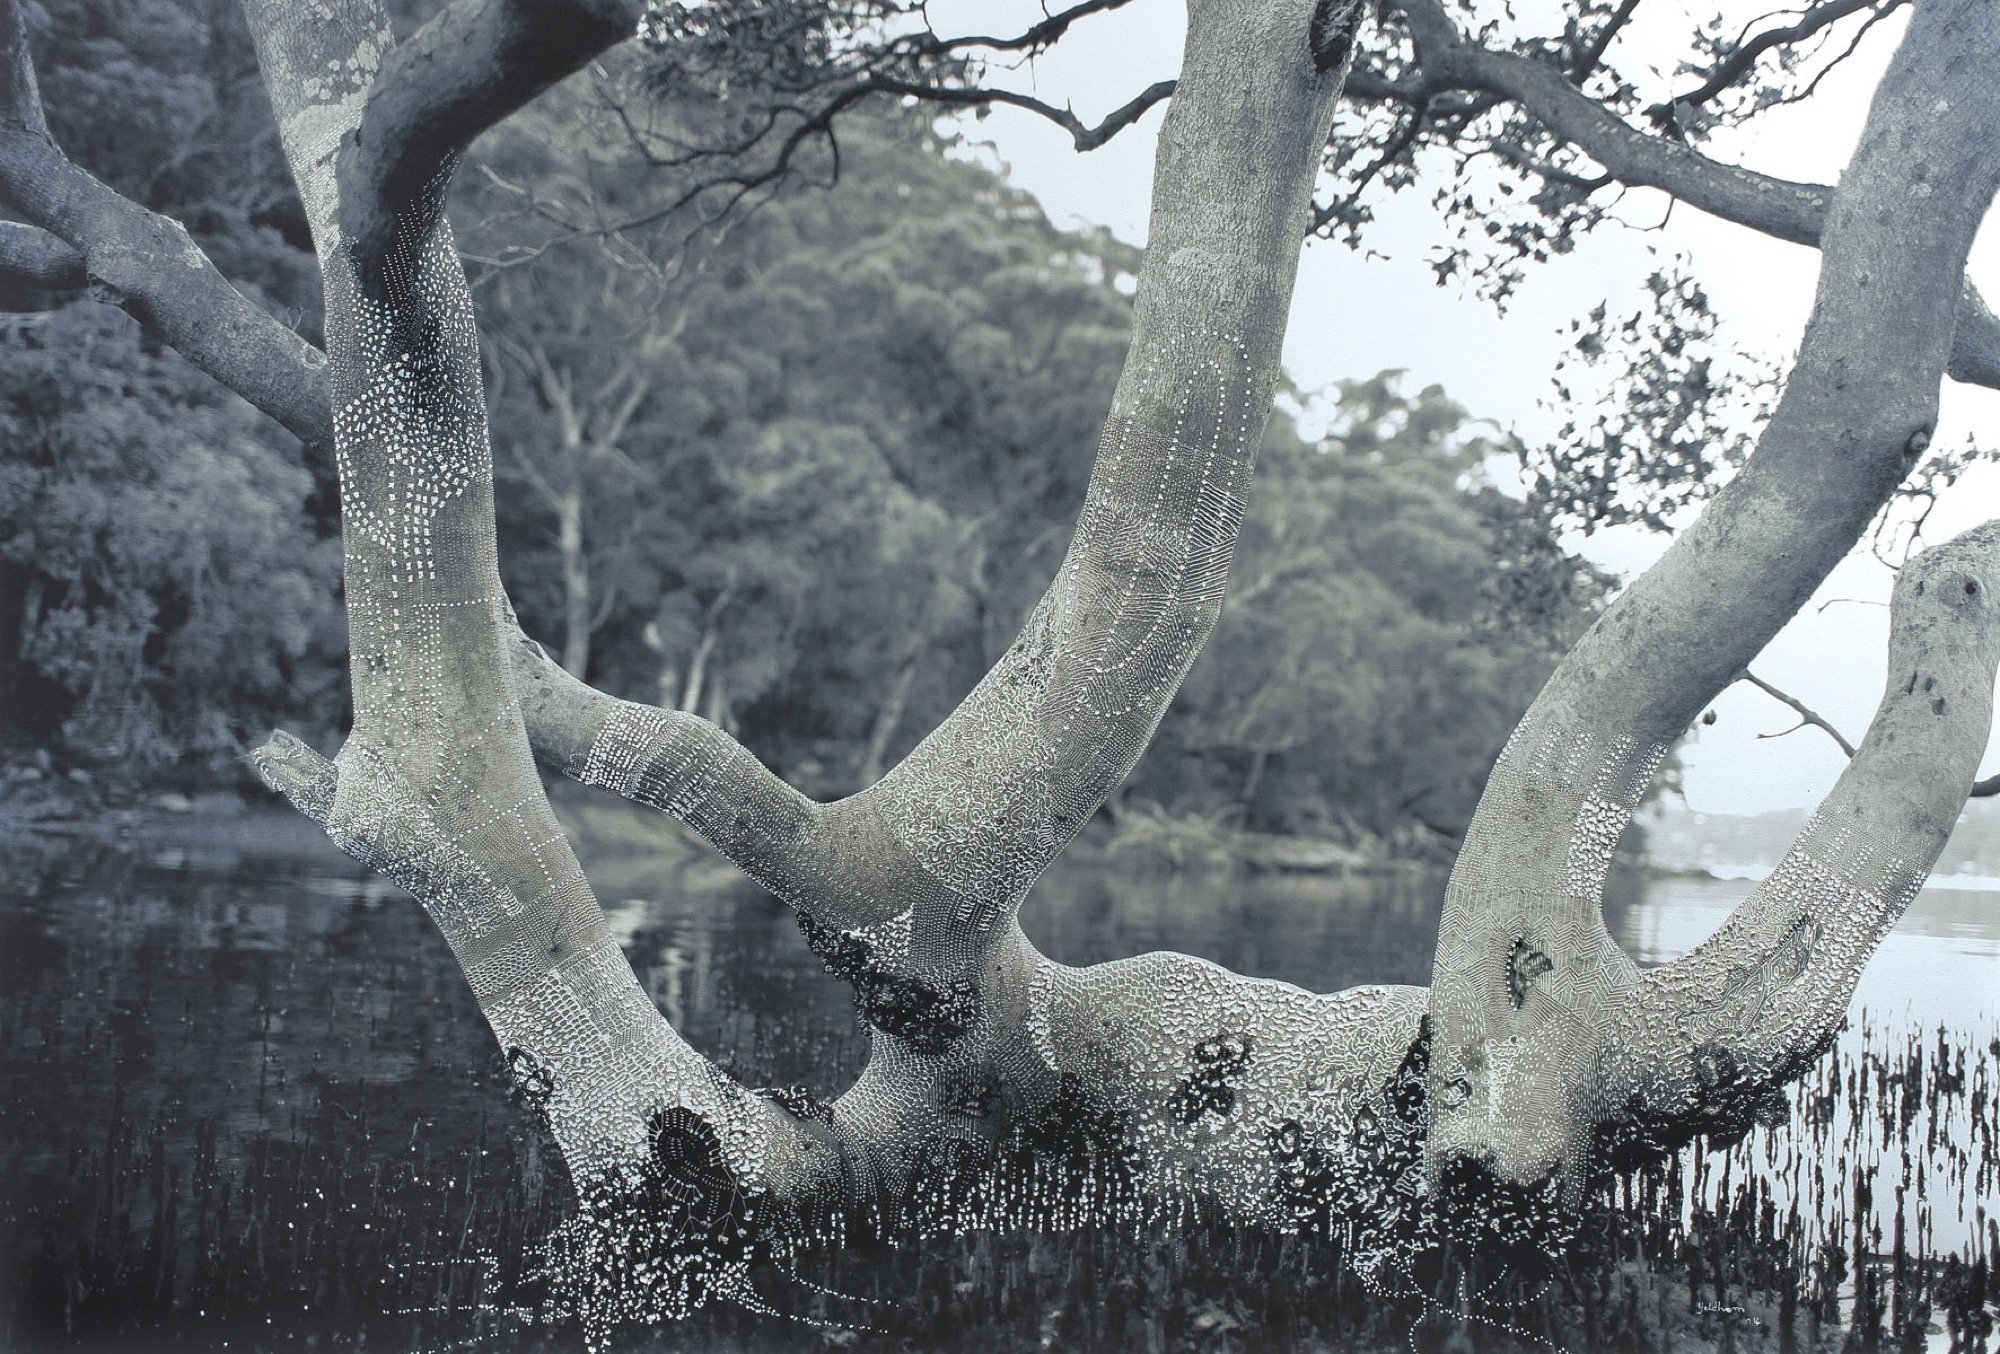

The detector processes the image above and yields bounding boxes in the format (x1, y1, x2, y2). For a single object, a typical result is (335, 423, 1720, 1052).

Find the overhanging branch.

(341, 0, 644, 275)
(0, 0, 332, 454)
(1382, 0, 2000, 393)
(1650, 0, 1905, 125)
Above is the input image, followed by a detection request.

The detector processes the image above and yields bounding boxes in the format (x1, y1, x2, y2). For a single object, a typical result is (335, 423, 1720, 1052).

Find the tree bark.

(1425, 0, 2000, 1195)
(1606, 521, 2000, 1156)
(229, 0, 1444, 1296)
(236, 5, 843, 1327)
(0, 219, 82, 290)
(510, 0, 1442, 1226)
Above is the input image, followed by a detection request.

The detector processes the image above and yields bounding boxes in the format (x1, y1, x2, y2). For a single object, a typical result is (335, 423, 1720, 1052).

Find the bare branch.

(1650, 0, 1903, 123)
(0, 0, 331, 453)
(876, 75, 1176, 152)
(1973, 773, 2000, 798)
(929, 0, 1142, 56)
(342, 0, 645, 276)
(1739, 668, 1857, 757)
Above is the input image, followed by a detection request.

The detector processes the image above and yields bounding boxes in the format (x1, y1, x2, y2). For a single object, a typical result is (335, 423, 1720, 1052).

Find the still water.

(3, 813, 1997, 1352)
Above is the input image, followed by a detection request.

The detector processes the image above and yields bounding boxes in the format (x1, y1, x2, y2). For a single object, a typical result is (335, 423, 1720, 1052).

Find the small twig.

(1312, 95, 1431, 232)
(1739, 668, 1857, 758)
(1484, 138, 1613, 193)
(877, 76, 1177, 152)
(930, 0, 1141, 56)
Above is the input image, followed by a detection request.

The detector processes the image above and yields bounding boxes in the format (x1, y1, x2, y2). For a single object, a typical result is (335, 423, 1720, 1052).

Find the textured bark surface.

(237, 4, 840, 1325)
(0, 218, 82, 289)
(510, 0, 1443, 1229)
(338, 0, 642, 277)
(1610, 520, 2000, 1145)
(239, 0, 1463, 1317)
(1425, 0, 2000, 1192)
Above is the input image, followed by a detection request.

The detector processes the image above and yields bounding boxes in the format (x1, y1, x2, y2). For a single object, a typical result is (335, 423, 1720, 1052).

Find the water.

(3, 813, 1997, 1352)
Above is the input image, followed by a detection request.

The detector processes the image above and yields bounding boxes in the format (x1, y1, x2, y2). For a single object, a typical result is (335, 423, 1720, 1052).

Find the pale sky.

(930, 0, 2000, 816)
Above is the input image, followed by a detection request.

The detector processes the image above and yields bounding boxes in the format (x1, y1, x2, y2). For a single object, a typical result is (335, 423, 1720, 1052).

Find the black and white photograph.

(2, 0, 1997, 1349)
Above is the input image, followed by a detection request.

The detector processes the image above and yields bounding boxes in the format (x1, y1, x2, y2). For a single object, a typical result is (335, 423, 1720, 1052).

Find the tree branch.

(0, 218, 82, 290)
(0, 0, 332, 454)
(1611, 520, 2000, 1146)
(511, 633, 831, 898)
(929, 0, 1142, 56)
(1389, 0, 2000, 394)
(340, 0, 644, 275)
(1568, 0, 1642, 83)
(1425, 0, 2000, 1194)
(1650, 0, 1901, 122)
(1739, 667, 1857, 758)
(872, 76, 1177, 153)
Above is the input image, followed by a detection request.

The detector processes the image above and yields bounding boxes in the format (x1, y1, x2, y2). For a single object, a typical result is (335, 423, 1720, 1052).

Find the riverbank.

(1, 766, 1434, 878)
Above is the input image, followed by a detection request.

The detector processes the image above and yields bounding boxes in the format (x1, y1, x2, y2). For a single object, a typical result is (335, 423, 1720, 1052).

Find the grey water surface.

(4, 813, 1996, 1352)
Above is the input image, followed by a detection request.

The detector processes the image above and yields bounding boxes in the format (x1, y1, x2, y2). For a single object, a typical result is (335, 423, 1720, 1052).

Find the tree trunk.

(509, 0, 1431, 1225)
(558, 484, 590, 679)
(1424, 0, 2000, 1198)
(858, 656, 918, 787)
(236, 3, 841, 1327)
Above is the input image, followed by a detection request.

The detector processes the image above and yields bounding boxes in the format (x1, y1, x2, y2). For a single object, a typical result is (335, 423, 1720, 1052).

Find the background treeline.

(0, 0, 1608, 853)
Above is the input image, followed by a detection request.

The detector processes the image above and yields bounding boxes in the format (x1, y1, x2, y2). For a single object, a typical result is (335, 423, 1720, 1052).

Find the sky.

(925, 0, 2000, 817)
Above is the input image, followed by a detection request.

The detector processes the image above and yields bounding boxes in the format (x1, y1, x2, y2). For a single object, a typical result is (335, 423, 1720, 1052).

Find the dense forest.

(0, 0, 1606, 855)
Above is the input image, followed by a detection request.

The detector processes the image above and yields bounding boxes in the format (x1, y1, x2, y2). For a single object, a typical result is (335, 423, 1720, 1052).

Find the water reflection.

(1614, 873, 2000, 1027)
(3, 822, 1997, 1352)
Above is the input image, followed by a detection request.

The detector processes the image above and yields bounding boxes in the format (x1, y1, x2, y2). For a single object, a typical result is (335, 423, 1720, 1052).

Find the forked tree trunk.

(243, 0, 1428, 1296)
(7, 0, 1992, 1333)
(512, 0, 1426, 1226)
(236, 4, 841, 1326)
(1425, 0, 2000, 1197)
